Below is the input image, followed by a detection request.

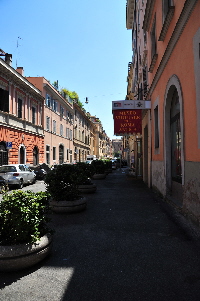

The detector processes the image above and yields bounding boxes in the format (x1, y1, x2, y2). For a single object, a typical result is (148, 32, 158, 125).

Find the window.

(46, 145, 50, 164)
(151, 18, 156, 59)
(46, 116, 50, 131)
(66, 149, 69, 161)
(52, 100, 57, 112)
(46, 94, 51, 107)
(70, 129, 72, 140)
(0, 88, 9, 112)
(143, 66, 148, 96)
(18, 98, 22, 118)
(66, 127, 69, 139)
(53, 147, 56, 160)
(154, 106, 159, 148)
(53, 120, 56, 133)
(60, 124, 63, 136)
(32, 106, 36, 124)
(60, 105, 64, 118)
(159, 0, 175, 41)
(163, 0, 173, 22)
(149, 17, 158, 72)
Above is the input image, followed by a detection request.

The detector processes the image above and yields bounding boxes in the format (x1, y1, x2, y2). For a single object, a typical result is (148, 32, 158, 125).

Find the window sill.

(158, 6, 175, 41)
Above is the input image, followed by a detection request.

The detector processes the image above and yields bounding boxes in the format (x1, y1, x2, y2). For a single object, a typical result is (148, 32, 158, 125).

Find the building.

(126, 0, 200, 225)
(0, 51, 44, 166)
(73, 101, 91, 162)
(27, 77, 74, 165)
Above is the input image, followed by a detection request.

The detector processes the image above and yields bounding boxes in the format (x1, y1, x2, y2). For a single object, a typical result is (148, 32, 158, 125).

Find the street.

(0, 168, 200, 300)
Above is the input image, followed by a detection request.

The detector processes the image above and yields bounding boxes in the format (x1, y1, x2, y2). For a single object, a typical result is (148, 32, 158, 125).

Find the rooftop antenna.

(16, 36, 22, 68)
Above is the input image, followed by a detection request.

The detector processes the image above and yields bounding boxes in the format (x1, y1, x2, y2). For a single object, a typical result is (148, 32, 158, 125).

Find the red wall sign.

(113, 109, 142, 135)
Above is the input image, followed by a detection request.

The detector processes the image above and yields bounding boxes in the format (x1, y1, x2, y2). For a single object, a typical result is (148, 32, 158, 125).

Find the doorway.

(0, 142, 8, 165)
(59, 144, 64, 164)
(33, 146, 39, 166)
(19, 145, 25, 164)
(164, 76, 184, 206)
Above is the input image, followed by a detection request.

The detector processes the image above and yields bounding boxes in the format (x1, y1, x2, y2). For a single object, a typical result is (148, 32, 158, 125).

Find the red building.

(0, 51, 44, 166)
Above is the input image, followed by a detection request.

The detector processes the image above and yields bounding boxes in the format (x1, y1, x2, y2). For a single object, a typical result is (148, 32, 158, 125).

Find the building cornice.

(126, 0, 135, 29)
(0, 58, 42, 97)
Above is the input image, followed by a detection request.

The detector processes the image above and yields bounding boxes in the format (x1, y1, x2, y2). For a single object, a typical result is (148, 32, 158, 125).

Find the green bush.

(75, 162, 95, 182)
(104, 160, 112, 169)
(0, 190, 51, 245)
(44, 164, 81, 202)
(91, 160, 106, 174)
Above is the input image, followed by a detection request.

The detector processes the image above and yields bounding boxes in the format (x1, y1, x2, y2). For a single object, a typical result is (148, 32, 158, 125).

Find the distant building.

(27, 77, 74, 165)
(112, 139, 122, 157)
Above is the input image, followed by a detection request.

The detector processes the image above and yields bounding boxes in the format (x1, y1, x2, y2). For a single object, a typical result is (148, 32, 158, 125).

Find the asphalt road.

(1, 168, 200, 301)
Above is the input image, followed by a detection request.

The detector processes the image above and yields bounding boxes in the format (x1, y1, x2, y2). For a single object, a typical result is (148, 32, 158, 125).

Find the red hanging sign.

(113, 109, 142, 135)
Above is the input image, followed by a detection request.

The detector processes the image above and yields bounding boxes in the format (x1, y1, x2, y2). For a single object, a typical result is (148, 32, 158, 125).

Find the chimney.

(5, 53, 12, 66)
(16, 67, 24, 76)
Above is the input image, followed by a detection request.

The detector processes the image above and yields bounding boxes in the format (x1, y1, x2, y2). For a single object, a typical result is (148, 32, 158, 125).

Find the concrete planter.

(93, 173, 106, 180)
(0, 234, 52, 272)
(78, 183, 97, 193)
(50, 197, 87, 213)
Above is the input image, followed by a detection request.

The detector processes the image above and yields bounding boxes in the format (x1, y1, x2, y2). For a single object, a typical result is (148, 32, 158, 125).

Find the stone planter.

(0, 234, 52, 272)
(50, 197, 87, 213)
(105, 169, 112, 174)
(78, 183, 97, 193)
(93, 173, 106, 180)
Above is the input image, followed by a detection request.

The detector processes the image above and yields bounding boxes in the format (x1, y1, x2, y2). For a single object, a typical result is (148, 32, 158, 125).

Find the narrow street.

(1, 168, 200, 301)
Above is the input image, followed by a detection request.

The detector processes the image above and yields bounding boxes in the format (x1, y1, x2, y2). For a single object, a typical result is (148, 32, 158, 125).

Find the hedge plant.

(44, 164, 81, 202)
(0, 190, 51, 245)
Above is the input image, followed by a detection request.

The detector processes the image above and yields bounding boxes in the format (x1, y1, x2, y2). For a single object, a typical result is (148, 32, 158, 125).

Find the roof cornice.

(0, 58, 42, 97)
(126, 0, 135, 30)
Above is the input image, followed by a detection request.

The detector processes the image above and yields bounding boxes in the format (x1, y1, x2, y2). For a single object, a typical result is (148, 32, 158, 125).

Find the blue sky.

(1, 0, 132, 139)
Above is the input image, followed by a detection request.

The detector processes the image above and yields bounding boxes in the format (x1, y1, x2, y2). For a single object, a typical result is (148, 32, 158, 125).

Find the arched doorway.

(0, 142, 8, 165)
(19, 145, 26, 164)
(164, 75, 184, 205)
(33, 146, 39, 166)
(59, 144, 64, 164)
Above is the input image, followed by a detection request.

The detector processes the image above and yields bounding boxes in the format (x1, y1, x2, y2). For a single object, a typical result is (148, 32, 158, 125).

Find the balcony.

(0, 111, 44, 136)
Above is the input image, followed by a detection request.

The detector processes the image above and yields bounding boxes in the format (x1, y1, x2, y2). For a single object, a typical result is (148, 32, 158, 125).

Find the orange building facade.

(0, 54, 44, 166)
(26, 77, 74, 166)
(126, 0, 200, 224)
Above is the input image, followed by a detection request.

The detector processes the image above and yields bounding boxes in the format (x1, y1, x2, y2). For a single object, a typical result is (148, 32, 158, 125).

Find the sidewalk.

(1, 168, 200, 301)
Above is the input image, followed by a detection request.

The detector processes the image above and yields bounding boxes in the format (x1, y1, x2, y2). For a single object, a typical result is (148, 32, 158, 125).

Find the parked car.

(0, 164, 36, 189)
(111, 160, 117, 170)
(30, 166, 47, 180)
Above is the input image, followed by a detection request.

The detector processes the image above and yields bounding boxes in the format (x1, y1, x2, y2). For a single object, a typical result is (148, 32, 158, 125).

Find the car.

(111, 160, 117, 170)
(0, 164, 36, 189)
(30, 166, 47, 180)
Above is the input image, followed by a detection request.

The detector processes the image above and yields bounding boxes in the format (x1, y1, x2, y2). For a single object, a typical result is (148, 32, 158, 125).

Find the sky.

(1, 0, 132, 139)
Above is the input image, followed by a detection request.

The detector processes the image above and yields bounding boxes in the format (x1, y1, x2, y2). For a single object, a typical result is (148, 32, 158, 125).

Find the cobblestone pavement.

(1, 168, 200, 301)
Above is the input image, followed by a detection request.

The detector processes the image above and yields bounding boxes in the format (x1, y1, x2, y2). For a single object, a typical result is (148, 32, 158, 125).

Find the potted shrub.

(44, 164, 87, 213)
(104, 160, 112, 174)
(75, 162, 97, 193)
(91, 160, 107, 179)
(0, 190, 52, 271)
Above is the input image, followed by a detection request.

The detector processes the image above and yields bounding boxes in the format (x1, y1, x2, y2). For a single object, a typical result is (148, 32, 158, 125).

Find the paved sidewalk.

(1, 168, 200, 301)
